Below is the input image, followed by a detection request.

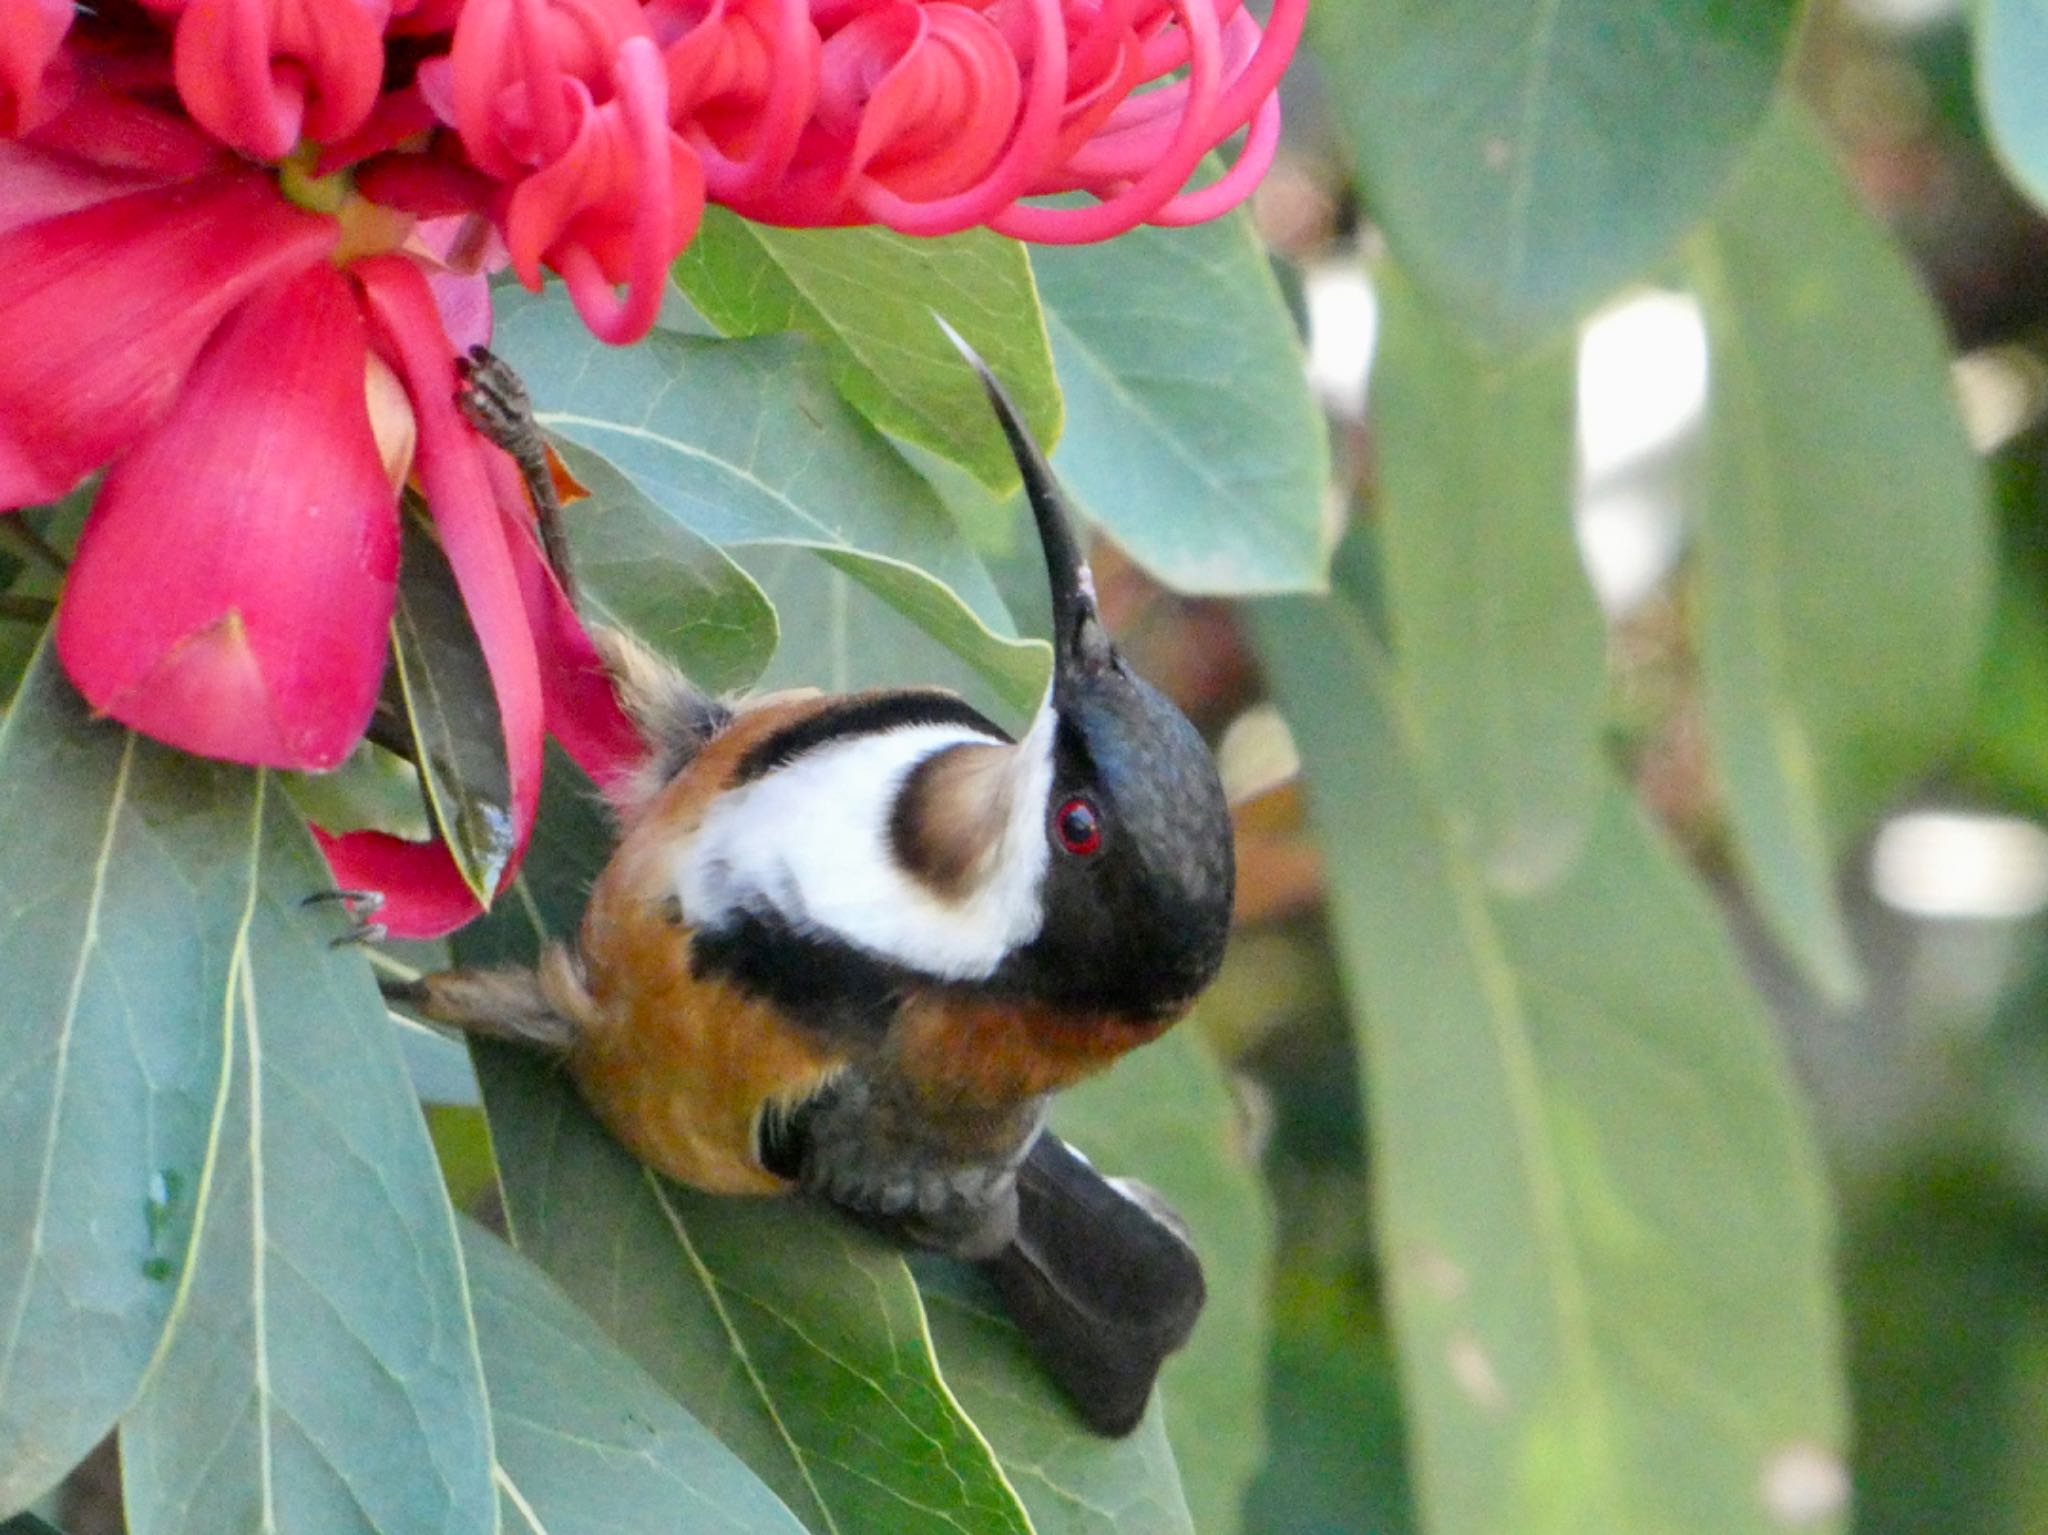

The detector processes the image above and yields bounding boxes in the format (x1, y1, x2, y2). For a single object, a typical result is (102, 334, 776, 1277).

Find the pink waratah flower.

(0, 0, 1299, 935)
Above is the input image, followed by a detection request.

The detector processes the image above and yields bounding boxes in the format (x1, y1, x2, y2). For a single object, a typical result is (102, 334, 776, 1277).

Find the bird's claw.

(303, 888, 388, 949)
(456, 346, 539, 457)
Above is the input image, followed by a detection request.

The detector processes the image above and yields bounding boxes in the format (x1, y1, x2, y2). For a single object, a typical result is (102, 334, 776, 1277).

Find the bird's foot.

(302, 888, 387, 948)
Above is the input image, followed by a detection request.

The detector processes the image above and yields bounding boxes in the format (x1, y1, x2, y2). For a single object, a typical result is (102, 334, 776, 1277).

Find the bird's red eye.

(1055, 797, 1102, 856)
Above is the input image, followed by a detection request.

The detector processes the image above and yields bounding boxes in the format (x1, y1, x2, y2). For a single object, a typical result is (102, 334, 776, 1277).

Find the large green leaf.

(913, 1263, 1193, 1535)
(1311, 0, 1800, 345)
(490, 291, 1038, 703)
(1685, 108, 1993, 1003)
(0, 647, 247, 1510)
(1252, 567, 1848, 1535)
(674, 212, 1061, 492)
(1031, 214, 1332, 596)
(474, 1047, 1033, 1535)
(1052, 1029, 1271, 1535)
(549, 438, 779, 694)
(738, 543, 1050, 724)
(1976, 0, 2048, 215)
(120, 785, 495, 1535)
(1371, 265, 1603, 892)
(490, 291, 999, 605)
(461, 1220, 806, 1535)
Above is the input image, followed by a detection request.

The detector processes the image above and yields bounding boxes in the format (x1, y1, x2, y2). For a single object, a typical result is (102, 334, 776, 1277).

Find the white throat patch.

(676, 700, 1059, 981)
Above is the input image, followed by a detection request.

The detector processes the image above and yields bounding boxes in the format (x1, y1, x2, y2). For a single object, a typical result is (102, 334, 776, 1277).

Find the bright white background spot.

(1574, 289, 1709, 614)
(1304, 257, 1378, 421)
(1953, 347, 2047, 454)
(1845, 0, 1963, 30)
(1871, 810, 2048, 920)
(1577, 290, 1709, 485)
(1760, 1442, 1851, 1529)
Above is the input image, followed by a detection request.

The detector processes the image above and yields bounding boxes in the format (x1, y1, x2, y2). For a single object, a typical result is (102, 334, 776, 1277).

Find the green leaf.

(1310, 0, 1800, 345)
(1251, 567, 1849, 1535)
(0, 1515, 67, 1535)
(474, 1048, 1034, 1535)
(460, 1220, 806, 1535)
(0, 645, 248, 1510)
(550, 439, 779, 694)
(1052, 1029, 1271, 1535)
(914, 1263, 1194, 1535)
(391, 509, 514, 907)
(282, 741, 432, 842)
(1032, 214, 1332, 595)
(455, 762, 1034, 1535)
(1976, 0, 2048, 215)
(120, 785, 495, 1535)
(489, 289, 1012, 624)
(1686, 107, 1993, 1003)
(732, 543, 1049, 731)
(1371, 264, 1604, 892)
(674, 211, 1062, 492)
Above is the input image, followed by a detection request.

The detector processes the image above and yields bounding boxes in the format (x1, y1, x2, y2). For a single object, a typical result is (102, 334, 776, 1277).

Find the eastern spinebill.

(390, 334, 1236, 1435)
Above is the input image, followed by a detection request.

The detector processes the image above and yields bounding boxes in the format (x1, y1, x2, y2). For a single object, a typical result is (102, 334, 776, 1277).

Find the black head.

(942, 322, 1235, 1019)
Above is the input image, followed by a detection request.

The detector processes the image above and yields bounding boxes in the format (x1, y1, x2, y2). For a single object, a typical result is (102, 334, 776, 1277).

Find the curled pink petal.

(1149, 87, 1279, 225)
(0, 171, 335, 508)
(173, 0, 393, 161)
(991, 0, 1222, 241)
(57, 265, 399, 770)
(851, 0, 1065, 233)
(822, 4, 1022, 204)
(443, 0, 651, 177)
(505, 37, 700, 344)
(0, 0, 74, 136)
(652, 0, 815, 198)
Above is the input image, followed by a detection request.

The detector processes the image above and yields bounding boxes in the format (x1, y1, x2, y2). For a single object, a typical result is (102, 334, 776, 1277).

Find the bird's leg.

(457, 345, 580, 608)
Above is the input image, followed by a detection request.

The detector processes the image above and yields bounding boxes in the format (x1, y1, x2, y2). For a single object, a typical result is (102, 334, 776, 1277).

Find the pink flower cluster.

(0, 0, 1297, 935)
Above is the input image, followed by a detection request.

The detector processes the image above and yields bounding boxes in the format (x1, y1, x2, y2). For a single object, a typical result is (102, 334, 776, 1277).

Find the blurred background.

(1088, 1, 2048, 1529)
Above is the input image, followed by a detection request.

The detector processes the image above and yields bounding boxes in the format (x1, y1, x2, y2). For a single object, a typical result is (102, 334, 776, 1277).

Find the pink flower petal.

(445, 0, 652, 177)
(173, 0, 392, 161)
(0, 0, 74, 136)
(506, 37, 700, 343)
(0, 171, 336, 508)
(991, 0, 1222, 241)
(654, 0, 815, 199)
(22, 83, 223, 182)
(850, 0, 1065, 233)
(57, 265, 400, 770)
(477, 447, 639, 796)
(1149, 87, 1279, 225)
(313, 828, 503, 937)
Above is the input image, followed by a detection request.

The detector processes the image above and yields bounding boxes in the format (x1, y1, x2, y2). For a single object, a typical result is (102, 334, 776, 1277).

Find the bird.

(390, 336, 1237, 1435)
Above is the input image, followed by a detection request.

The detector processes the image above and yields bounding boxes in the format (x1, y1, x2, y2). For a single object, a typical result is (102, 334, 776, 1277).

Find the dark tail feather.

(977, 1132, 1205, 1436)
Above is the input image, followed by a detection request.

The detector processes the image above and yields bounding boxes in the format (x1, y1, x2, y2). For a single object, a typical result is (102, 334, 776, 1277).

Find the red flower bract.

(0, 0, 1298, 935)
(59, 264, 400, 770)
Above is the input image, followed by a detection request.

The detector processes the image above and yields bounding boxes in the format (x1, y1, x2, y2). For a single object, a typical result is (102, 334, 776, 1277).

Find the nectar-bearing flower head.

(0, 0, 1300, 937)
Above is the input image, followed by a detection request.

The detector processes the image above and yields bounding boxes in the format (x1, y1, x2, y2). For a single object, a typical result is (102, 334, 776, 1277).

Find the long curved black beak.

(937, 317, 1114, 698)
